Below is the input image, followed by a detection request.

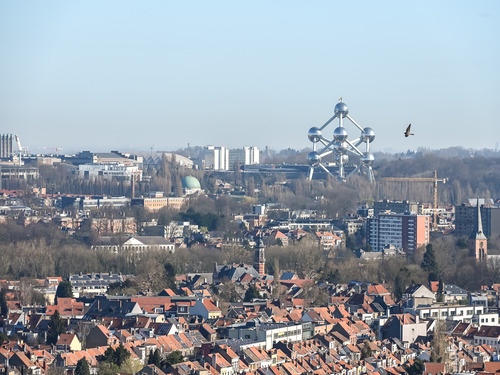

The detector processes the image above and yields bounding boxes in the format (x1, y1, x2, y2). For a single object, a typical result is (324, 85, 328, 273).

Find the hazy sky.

(1, 1, 499, 154)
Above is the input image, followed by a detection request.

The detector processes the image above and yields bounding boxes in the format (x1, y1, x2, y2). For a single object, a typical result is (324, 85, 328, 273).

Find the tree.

(436, 279, 444, 302)
(102, 346, 116, 363)
(101, 344, 130, 368)
(56, 281, 73, 300)
(0, 289, 7, 317)
(164, 262, 176, 290)
(431, 319, 449, 366)
(244, 284, 260, 302)
(114, 343, 130, 367)
(421, 243, 439, 282)
(119, 358, 143, 374)
(47, 310, 65, 345)
(75, 357, 91, 375)
(394, 267, 412, 299)
(148, 348, 162, 367)
(324, 268, 341, 284)
(133, 206, 150, 235)
(405, 357, 425, 375)
(456, 238, 468, 249)
(0, 333, 9, 345)
(97, 361, 119, 375)
(360, 340, 373, 359)
(345, 235, 356, 251)
(163, 351, 184, 368)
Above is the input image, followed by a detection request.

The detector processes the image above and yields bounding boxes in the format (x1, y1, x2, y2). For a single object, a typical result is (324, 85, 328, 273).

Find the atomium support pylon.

(306, 101, 375, 182)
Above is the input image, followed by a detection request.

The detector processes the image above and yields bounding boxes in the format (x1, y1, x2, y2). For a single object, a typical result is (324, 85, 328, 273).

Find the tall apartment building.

(372, 200, 423, 216)
(200, 146, 260, 171)
(455, 202, 500, 238)
(0, 134, 14, 160)
(367, 212, 430, 254)
(202, 146, 229, 171)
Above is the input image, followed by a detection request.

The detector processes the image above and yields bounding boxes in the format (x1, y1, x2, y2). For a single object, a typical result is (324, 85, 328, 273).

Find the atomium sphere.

(361, 152, 375, 166)
(307, 151, 321, 167)
(361, 127, 375, 143)
(333, 126, 348, 142)
(337, 154, 349, 164)
(307, 127, 322, 143)
(334, 102, 349, 118)
(333, 141, 347, 153)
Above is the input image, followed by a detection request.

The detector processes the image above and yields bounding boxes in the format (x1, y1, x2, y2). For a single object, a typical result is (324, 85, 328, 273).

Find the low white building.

(92, 236, 175, 253)
(406, 304, 486, 323)
(227, 321, 304, 350)
(120, 236, 175, 253)
(473, 325, 500, 350)
(78, 163, 142, 180)
(69, 273, 124, 297)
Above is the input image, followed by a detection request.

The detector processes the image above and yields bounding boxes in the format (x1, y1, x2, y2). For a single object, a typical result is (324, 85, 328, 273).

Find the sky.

(1, 1, 499, 154)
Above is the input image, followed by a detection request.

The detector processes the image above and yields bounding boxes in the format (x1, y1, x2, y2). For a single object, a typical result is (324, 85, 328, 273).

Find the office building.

(455, 201, 500, 238)
(202, 146, 229, 171)
(228, 146, 260, 170)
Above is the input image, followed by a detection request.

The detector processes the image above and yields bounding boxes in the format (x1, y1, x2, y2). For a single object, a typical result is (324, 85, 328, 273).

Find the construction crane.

(382, 170, 447, 230)
(41, 146, 64, 154)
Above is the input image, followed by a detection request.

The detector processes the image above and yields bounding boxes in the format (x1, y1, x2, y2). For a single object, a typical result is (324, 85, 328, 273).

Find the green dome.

(182, 176, 201, 190)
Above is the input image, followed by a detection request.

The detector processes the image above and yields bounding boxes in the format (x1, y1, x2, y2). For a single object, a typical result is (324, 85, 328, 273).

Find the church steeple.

(254, 235, 266, 277)
(469, 197, 487, 261)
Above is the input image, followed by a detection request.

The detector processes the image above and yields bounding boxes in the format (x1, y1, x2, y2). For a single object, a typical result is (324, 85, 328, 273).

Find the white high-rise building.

(203, 146, 229, 171)
(228, 146, 260, 170)
(201, 146, 260, 171)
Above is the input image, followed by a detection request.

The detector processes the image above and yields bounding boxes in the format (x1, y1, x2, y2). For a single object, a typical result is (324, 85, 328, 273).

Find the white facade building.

(201, 146, 260, 171)
(406, 305, 488, 324)
(203, 146, 229, 171)
(78, 163, 142, 180)
(228, 146, 260, 170)
(227, 322, 304, 350)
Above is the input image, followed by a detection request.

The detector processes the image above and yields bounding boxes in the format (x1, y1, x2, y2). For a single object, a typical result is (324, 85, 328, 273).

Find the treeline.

(2, 217, 500, 296)
(374, 153, 500, 204)
(3, 149, 500, 211)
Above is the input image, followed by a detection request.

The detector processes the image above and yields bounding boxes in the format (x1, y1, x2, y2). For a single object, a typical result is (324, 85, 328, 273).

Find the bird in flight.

(404, 124, 414, 137)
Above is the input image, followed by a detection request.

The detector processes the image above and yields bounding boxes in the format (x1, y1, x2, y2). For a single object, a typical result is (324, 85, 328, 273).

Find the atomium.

(306, 101, 375, 182)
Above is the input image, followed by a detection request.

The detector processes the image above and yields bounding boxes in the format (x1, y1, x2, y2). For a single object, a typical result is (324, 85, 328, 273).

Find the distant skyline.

(1, 1, 499, 154)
